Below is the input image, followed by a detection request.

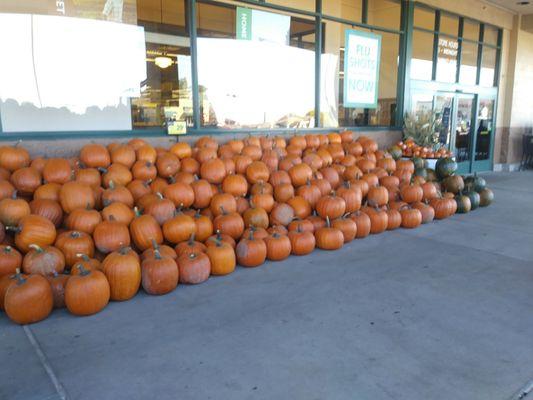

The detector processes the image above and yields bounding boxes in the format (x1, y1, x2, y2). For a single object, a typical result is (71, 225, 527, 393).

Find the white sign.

(343, 30, 381, 108)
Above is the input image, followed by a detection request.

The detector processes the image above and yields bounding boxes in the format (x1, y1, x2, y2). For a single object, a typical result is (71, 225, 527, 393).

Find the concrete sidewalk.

(1, 172, 532, 400)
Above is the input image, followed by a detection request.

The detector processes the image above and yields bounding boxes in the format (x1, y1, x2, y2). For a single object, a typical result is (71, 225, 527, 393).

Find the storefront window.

(414, 6, 434, 30)
(480, 46, 497, 87)
(197, 2, 317, 128)
(439, 14, 458, 36)
(333, 22, 399, 127)
(269, 0, 315, 13)
(459, 42, 478, 85)
(483, 25, 499, 46)
(436, 36, 458, 83)
(327, 0, 363, 22)
(367, 0, 401, 31)
(463, 20, 479, 41)
(411, 30, 434, 81)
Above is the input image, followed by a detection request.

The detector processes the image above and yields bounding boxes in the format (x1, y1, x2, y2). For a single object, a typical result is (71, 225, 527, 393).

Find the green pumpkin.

(414, 167, 428, 179)
(412, 157, 426, 170)
(465, 190, 480, 210)
(435, 157, 457, 179)
(388, 145, 403, 161)
(443, 175, 465, 194)
(479, 188, 494, 207)
(454, 194, 471, 213)
(464, 173, 486, 192)
(425, 168, 437, 182)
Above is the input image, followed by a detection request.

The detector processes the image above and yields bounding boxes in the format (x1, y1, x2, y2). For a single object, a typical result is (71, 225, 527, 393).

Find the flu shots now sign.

(343, 30, 381, 108)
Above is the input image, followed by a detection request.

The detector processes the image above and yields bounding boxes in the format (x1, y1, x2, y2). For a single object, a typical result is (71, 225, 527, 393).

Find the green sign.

(343, 30, 381, 109)
(236, 7, 252, 40)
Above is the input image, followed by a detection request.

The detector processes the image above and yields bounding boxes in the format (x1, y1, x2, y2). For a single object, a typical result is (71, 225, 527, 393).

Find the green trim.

(343, 29, 382, 109)
(431, 10, 440, 81)
(188, 0, 201, 129)
(0, 128, 169, 142)
(314, 0, 322, 128)
(397, 0, 413, 126)
(456, 17, 464, 84)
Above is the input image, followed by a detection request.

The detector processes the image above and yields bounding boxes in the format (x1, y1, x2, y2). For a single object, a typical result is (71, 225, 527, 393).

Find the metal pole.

(314, 0, 322, 128)
(187, 0, 201, 129)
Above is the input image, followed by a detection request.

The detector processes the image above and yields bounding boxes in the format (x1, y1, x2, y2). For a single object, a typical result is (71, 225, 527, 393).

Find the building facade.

(0, 0, 530, 171)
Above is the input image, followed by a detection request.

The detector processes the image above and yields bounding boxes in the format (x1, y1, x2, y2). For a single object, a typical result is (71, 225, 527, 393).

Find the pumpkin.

(316, 193, 346, 220)
(163, 209, 196, 244)
(175, 233, 207, 258)
(10, 215, 56, 253)
(178, 252, 211, 284)
(42, 158, 72, 184)
(46, 272, 69, 309)
(142, 242, 177, 261)
(34, 183, 64, 201)
(315, 217, 344, 250)
(4, 272, 53, 324)
(75, 167, 101, 188)
(273, 183, 295, 203)
(128, 138, 148, 150)
(80, 144, 111, 168)
(288, 225, 315, 255)
(60, 181, 95, 213)
(0, 180, 15, 201)
(190, 177, 213, 209)
(421, 182, 438, 201)
(0, 245, 22, 277)
(464, 173, 486, 192)
(136, 144, 157, 164)
(127, 180, 151, 203)
(288, 218, 314, 233)
(200, 158, 226, 184)
(443, 175, 464, 194)
(65, 265, 110, 316)
(336, 182, 362, 213)
(141, 192, 173, 225)
(101, 181, 134, 208)
(206, 239, 236, 276)
(243, 225, 268, 240)
(213, 208, 244, 240)
(222, 174, 248, 198)
(400, 184, 424, 203)
(207, 230, 236, 249)
(430, 198, 453, 220)
(412, 202, 435, 224)
(210, 193, 237, 217)
(156, 152, 180, 178)
(264, 233, 291, 261)
(141, 248, 179, 295)
(65, 206, 102, 235)
(102, 247, 141, 301)
(0, 144, 30, 172)
(367, 186, 389, 207)
(465, 190, 481, 210)
(29, 199, 63, 227)
(163, 180, 195, 208)
(0, 191, 31, 226)
(435, 157, 457, 179)
(287, 196, 311, 219)
(110, 144, 136, 168)
(350, 211, 371, 238)
(288, 163, 312, 187)
(10, 167, 41, 196)
(55, 230, 94, 267)
(129, 208, 163, 251)
(235, 230, 267, 267)
(71, 254, 101, 274)
(21, 244, 65, 275)
(479, 188, 494, 207)
(243, 206, 269, 229)
(101, 202, 135, 225)
(0, 269, 25, 310)
(269, 203, 295, 227)
(191, 210, 212, 242)
(170, 142, 192, 159)
(268, 170, 291, 187)
(400, 207, 422, 229)
(100, 164, 133, 188)
(330, 213, 357, 242)
(93, 217, 131, 253)
(455, 194, 472, 213)
(296, 180, 322, 207)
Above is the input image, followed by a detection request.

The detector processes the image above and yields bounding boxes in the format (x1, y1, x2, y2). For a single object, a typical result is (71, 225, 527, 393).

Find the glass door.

(472, 96, 496, 172)
(451, 94, 476, 174)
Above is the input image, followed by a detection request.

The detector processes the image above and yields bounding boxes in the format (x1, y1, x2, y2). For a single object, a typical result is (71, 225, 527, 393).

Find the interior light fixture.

(155, 55, 173, 69)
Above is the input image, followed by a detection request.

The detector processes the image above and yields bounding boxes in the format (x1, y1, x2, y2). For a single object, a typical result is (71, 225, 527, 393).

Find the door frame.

(409, 80, 498, 174)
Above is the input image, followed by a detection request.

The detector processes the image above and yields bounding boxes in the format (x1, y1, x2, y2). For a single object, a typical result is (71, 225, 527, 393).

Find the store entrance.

(411, 89, 497, 174)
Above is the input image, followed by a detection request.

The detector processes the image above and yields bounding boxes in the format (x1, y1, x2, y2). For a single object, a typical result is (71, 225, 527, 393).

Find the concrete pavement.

(1, 171, 532, 400)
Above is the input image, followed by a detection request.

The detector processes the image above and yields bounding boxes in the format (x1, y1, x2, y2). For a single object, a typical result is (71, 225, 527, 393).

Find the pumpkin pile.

(0, 133, 493, 325)
(391, 139, 453, 159)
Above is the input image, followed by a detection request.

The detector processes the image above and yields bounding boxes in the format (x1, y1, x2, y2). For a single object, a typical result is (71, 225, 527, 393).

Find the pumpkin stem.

(3, 246, 12, 253)
(11, 190, 18, 199)
(97, 167, 108, 174)
(215, 229, 221, 240)
(108, 180, 115, 189)
(119, 246, 131, 255)
(108, 214, 116, 222)
(71, 231, 81, 238)
(151, 239, 159, 250)
(133, 207, 142, 217)
(272, 232, 280, 238)
(219, 205, 226, 215)
(325, 216, 331, 227)
(154, 249, 162, 260)
(15, 273, 27, 286)
(156, 192, 164, 200)
(248, 229, 254, 240)
(5, 226, 21, 233)
(296, 224, 303, 233)
(29, 244, 44, 253)
(168, 176, 176, 184)
(214, 238, 223, 247)
(188, 232, 195, 245)
(76, 264, 91, 276)
(76, 253, 90, 262)
(189, 252, 197, 260)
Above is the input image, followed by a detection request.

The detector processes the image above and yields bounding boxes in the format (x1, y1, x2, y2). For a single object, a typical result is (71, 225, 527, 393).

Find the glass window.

(459, 42, 478, 85)
(333, 0, 363, 22)
(414, 6, 435, 30)
(269, 0, 315, 13)
(197, 3, 317, 128)
(463, 19, 479, 42)
(436, 36, 458, 83)
(475, 98, 495, 160)
(411, 30, 434, 81)
(330, 22, 399, 128)
(439, 14, 459, 36)
(480, 46, 497, 87)
(137, 0, 186, 33)
(367, 0, 401, 31)
(483, 25, 499, 46)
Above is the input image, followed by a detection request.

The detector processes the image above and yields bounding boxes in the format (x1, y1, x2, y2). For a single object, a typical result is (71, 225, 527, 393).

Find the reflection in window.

(367, 0, 401, 31)
(476, 98, 494, 160)
(439, 14, 459, 36)
(436, 36, 458, 83)
(462, 20, 479, 41)
(414, 6, 434, 30)
(0, 13, 146, 132)
(480, 46, 496, 87)
(411, 30, 434, 81)
(459, 42, 478, 85)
